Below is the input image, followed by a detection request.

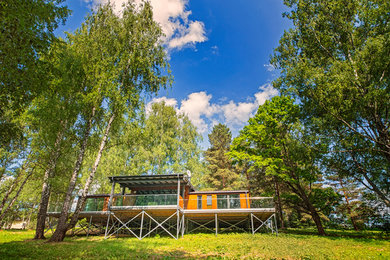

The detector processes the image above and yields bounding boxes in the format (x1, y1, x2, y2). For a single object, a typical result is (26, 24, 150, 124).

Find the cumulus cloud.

(179, 92, 218, 133)
(146, 84, 278, 138)
(146, 96, 178, 114)
(85, 0, 207, 50)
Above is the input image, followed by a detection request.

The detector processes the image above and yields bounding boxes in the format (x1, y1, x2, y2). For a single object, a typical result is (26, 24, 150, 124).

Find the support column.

(215, 214, 218, 236)
(181, 214, 185, 238)
(140, 211, 144, 238)
(273, 213, 278, 235)
(87, 215, 93, 238)
(176, 210, 180, 239)
(250, 213, 254, 235)
(104, 213, 111, 239)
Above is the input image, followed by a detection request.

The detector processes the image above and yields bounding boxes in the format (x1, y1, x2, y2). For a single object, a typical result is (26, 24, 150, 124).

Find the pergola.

(104, 174, 192, 239)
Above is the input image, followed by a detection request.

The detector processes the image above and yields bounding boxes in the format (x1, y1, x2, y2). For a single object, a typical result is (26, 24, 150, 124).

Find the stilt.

(87, 216, 93, 237)
(250, 213, 254, 235)
(215, 214, 218, 236)
(140, 211, 144, 238)
(273, 213, 278, 235)
(104, 213, 111, 239)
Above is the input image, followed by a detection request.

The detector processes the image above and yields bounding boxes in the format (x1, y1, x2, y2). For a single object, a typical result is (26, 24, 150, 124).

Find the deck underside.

(47, 207, 275, 223)
(46, 207, 277, 238)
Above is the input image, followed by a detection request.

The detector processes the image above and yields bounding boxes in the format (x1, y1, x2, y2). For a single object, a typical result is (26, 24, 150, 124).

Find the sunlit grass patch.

(0, 229, 389, 259)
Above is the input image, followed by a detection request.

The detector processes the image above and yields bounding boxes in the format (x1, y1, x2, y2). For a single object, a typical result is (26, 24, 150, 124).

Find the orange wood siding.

(212, 194, 217, 209)
(187, 194, 197, 209)
(186, 192, 250, 210)
(240, 193, 249, 208)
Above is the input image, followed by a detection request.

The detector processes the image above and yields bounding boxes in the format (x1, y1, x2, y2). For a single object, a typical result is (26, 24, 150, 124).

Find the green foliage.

(271, 0, 390, 206)
(90, 101, 205, 193)
(0, 230, 389, 259)
(204, 124, 245, 190)
(0, 0, 70, 146)
(230, 96, 340, 234)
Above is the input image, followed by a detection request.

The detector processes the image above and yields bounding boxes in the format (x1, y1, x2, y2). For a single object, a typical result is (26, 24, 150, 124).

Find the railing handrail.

(112, 194, 178, 197)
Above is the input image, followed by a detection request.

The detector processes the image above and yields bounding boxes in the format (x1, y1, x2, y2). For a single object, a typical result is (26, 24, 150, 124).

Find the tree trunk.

(0, 171, 22, 215)
(0, 169, 33, 226)
(361, 171, 390, 207)
(338, 177, 359, 231)
(69, 113, 115, 228)
(34, 125, 66, 239)
(298, 185, 326, 236)
(49, 111, 114, 242)
(48, 109, 94, 242)
(273, 177, 285, 229)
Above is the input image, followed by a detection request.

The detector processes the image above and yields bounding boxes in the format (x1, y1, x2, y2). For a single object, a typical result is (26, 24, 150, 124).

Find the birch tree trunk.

(34, 123, 67, 239)
(47, 107, 95, 242)
(0, 171, 22, 215)
(0, 169, 34, 226)
(49, 112, 115, 242)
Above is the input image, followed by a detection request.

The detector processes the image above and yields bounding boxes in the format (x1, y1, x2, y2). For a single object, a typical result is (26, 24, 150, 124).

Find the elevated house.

(47, 174, 277, 239)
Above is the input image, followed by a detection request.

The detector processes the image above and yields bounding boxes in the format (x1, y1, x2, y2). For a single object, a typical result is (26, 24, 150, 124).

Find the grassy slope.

(0, 229, 389, 259)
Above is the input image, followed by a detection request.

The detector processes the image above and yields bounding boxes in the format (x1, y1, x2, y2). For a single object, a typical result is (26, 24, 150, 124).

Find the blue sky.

(58, 0, 292, 147)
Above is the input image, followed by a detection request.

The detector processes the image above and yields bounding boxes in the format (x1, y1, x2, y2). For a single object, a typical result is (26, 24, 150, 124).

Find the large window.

(217, 195, 227, 209)
(217, 194, 241, 209)
(229, 194, 240, 209)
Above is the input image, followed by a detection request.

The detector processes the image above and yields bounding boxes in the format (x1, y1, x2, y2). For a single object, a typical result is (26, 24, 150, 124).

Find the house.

(47, 174, 277, 239)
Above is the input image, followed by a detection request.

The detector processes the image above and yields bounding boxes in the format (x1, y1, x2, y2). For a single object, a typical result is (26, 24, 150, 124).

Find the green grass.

(0, 229, 389, 259)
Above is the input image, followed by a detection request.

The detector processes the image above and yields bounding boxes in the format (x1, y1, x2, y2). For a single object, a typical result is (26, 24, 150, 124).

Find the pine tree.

(204, 124, 243, 190)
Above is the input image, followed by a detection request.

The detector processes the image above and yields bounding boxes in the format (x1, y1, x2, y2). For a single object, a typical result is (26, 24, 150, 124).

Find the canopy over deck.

(108, 174, 195, 194)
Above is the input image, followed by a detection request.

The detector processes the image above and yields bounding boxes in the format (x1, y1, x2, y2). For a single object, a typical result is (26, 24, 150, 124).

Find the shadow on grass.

(0, 235, 195, 259)
(281, 228, 390, 241)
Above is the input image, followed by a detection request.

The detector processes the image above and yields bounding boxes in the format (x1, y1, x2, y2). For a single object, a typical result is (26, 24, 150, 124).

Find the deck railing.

(111, 194, 178, 208)
(48, 195, 274, 212)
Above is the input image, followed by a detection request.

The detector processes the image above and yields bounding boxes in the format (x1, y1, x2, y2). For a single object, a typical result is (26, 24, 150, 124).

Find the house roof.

(108, 174, 195, 193)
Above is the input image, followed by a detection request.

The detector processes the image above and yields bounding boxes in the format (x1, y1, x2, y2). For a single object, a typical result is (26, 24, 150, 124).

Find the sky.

(58, 0, 292, 148)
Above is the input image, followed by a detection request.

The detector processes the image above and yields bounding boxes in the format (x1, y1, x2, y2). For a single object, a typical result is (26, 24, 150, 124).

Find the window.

(207, 195, 212, 206)
(229, 194, 240, 209)
(197, 195, 202, 209)
(217, 195, 227, 209)
(217, 194, 241, 209)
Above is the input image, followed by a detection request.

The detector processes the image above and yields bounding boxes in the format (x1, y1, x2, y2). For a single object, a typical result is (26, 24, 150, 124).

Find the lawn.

(0, 229, 389, 259)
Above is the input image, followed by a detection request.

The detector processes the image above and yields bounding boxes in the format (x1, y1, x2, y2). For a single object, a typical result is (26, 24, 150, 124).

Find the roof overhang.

(108, 174, 195, 192)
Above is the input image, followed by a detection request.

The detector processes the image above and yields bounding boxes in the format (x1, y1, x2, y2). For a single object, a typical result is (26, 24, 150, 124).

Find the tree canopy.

(271, 0, 390, 207)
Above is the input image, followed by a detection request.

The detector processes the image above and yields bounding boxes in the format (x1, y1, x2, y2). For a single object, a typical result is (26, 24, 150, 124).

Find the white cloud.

(146, 84, 278, 143)
(221, 101, 257, 127)
(254, 83, 278, 105)
(179, 92, 218, 133)
(146, 96, 178, 114)
(85, 0, 207, 50)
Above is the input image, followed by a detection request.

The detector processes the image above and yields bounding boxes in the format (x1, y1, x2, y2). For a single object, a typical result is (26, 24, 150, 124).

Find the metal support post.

(250, 213, 254, 235)
(87, 216, 93, 238)
(104, 213, 111, 239)
(215, 214, 218, 236)
(273, 213, 278, 235)
(148, 218, 152, 237)
(181, 214, 185, 238)
(140, 211, 144, 238)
